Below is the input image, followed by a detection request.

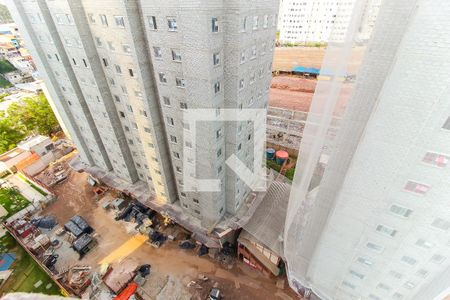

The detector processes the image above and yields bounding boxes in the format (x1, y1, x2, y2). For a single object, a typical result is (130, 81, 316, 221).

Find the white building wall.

(284, 0, 450, 300)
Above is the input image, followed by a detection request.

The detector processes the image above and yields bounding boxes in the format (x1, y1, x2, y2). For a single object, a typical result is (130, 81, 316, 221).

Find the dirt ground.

(40, 163, 300, 300)
(273, 46, 365, 74)
(269, 75, 353, 115)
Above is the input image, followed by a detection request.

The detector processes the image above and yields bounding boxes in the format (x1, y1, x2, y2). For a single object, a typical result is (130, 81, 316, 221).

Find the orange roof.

(15, 153, 40, 171)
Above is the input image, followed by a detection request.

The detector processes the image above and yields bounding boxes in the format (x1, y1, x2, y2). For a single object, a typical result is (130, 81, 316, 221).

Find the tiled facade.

(7, 0, 278, 227)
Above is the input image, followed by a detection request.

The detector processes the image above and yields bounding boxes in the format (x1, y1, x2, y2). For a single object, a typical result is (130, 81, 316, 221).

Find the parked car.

(209, 288, 221, 300)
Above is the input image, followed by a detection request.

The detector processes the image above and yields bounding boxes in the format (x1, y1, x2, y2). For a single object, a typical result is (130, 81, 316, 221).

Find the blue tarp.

(292, 66, 321, 75)
(0, 253, 16, 271)
(292, 65, 348, 77)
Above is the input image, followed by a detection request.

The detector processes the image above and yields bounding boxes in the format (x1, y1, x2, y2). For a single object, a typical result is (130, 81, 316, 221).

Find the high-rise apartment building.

(284, 0, 450, 299)
(279, 0, 380, 44)
(6, 0, 278, 227)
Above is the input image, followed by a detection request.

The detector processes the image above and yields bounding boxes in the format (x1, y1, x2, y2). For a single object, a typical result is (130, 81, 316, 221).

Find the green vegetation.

(0, 187, 30, 219)
(285, 168, 296, 181)
(0, 117, 27, 153)
(282, 41, 327, 48)
(0, 93, 60, 154)
(0, 76, 12, 88)
(0, 4, 13, 24)
(266, 159, 296, 181)
(0, 60, 16, 74)
(266, 159, 281, 172)
(0, 233, 61, 296)
(17, 173, 47, 196)
(0, 93, 8, 102)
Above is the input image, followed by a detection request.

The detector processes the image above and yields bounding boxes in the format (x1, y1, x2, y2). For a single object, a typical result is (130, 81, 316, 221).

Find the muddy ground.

(41, 163, 300, 300)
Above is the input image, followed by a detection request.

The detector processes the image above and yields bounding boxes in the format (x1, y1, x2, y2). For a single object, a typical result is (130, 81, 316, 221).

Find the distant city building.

(284, 1, 450, 300)
(279, 0, 380, 44)
(6, 0, 278, 229)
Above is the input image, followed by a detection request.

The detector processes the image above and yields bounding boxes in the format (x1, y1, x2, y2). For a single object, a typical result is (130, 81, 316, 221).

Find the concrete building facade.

(284, 0, 450, 300)
(6, 0, 278, 227)
(278, 0, 380, 44)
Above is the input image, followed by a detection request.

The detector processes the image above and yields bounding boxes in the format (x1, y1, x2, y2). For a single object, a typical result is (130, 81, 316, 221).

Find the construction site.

(3, 151, 298, 300)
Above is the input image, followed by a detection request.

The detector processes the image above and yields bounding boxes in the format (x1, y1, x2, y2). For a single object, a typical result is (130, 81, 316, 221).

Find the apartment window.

(404, 181, 430, 195)
(357, 257, 373, 266)
(102, 58, 108, 67)
(239, 79, 245, 90)
(393, 293, 404, 300)
(171, 49, 181, 61)
(163, 96, 170, 106)
(180, 102, 188, 110)
(132, 122, 138, 129)
(126, 105, 133, 112)
(431, 254, 446, 264)
(401, 255, 417, 266)
(216, 129, 222, 139)
(148, 16, 157, 30)
(115, 65, 122, 74)
(135, 90, 143, 97)
(376, 224, 397, 237)
(72, 58, 77, 65)
(167, 17, 177, 31)
(389, 204, 413, 218)
(431, 218, 450, 230)
(366, 242, 384, 253)
(213, 52, 220, 66)
(173, 151, 180, 159)
(159, 72, 167, 83)
(64, 37, 72, 46)
(416, 269, 429, 278)
(122, 44, 132, 53)
(415, 238, 434, 249)
(175, 77, 185, 88)
(377, 283, 391, 291)
(250, 72, 256, 84)
(140, 110, 147, 117)
(422, 152, 449, 167)
(115, 16, 125, 28)
(253, 16, 259, 30)
(55, 14, 64, 24)
(144, 127, 151, 133)
(403, 281, 416, 289)
(166, 117, 174, 126)
(95, 37, 102, 47)
(389, 270, 403, 279)
(214, 81, 220, 94)
(128, 69, 134, 77)
(83, 59, 88, 67)
(251, 45, 257, 59)
(100, 14, 108, 26)
(241, 16, 247, 32)
(237, 143, 242, 151)
(193, 198, 199, 204)
(119, 111, 125, 118)
(107, 41, 115, 51)
(114, 95, 121, 102)
(218, 166, 222, 173)
(88, 13, 95, 23)
(153, 47, 162, 58)
(212, 17, 219, 32)
(263, 15, 268, 28)
(442, 116, 450, 129)
(217, 148, 222, 157)
(240, 51, 246, 64)
(341, 281, 355, 289)
(121, 86, 127, 94)
(185, 141, 192, 148)
(170, 135, 177, 143)
(349, 270, 364, 279)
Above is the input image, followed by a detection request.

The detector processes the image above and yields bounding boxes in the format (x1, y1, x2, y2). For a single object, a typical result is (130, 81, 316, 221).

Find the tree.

(0, 117, 26, 153)
(0, 5, 12, 24)
(7, 93, 60, 135)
